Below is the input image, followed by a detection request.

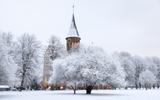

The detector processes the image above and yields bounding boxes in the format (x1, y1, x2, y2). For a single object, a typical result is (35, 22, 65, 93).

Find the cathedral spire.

(66, 1, 81, 51)
(67, 0, 79, 37)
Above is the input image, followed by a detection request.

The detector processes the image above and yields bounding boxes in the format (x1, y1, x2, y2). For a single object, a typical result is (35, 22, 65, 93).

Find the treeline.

(1, 32, 160, 93)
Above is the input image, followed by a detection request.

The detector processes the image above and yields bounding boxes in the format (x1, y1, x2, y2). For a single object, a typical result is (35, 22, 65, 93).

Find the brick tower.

(66, 13, 81, 51)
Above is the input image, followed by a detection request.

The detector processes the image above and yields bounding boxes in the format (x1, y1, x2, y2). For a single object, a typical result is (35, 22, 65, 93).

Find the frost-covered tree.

(139, 69, 156, 89)
(0, 43, 9, 85)
(0, 32, 17, 86)
(145, 57, 158, 76)
(57, 55, 83, 94)
(50, 45, 125, 94)
(151, 57, 160, 87)
(78, 46, 125, 94)
(49, 58, 67, 90)
(117, 52, 136, 88)
(15, 33, 41, 89)
(132, 56, 146, 88)
(48, 35, 66, 60)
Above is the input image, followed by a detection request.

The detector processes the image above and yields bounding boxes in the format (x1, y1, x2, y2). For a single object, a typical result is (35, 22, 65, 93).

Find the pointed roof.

(67, 13, 80, 38)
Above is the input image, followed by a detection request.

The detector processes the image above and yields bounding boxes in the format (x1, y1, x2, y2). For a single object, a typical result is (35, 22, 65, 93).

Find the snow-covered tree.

(61, 55, 83, 94)
(0, 32, 17, 86)
(151, 57, 160, 87)
(132, 56, 146, 88)
(15, 33, 41, 89)
(145, 57, 158, 76)
(50, 45, 125, 94)
(48, 35, 66, 60)
(0, 43, 9, 85)
(116, 52, 136, 88)
(139, 69, 156, 89)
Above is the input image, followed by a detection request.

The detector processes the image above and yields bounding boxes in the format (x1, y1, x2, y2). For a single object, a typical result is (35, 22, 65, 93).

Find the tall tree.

(132, 56, 146, 88)
(139, 69, 156, 89)
(151, 57, 160, 87)
(0, 32, 17, 86)
(15, 33, 41, 88)
(117, 52, 136, 88)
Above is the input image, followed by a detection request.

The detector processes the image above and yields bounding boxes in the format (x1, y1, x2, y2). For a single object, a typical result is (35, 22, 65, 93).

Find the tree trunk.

(74, 89, 76, 94)
(135, 82, 138, 89)
(21, 64, 26, 87)
(71, 83, 77, 94)
(145, 84, 148, 90)
(157, 84, 159, 88)
(86, 85, 93, 94)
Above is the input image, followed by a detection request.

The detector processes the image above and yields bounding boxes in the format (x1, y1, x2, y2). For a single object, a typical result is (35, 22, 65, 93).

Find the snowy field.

(0, 89, 160, 100)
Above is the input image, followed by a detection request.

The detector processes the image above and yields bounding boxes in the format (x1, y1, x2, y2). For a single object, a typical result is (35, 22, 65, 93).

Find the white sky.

(0, 0, 160, 57)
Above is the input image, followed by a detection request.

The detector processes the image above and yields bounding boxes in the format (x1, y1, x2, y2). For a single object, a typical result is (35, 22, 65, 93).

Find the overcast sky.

(0, 0, 160, 57)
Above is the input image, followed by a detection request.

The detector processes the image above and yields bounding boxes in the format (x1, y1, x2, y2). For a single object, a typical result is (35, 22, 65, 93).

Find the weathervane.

(72, 0, 75, 13)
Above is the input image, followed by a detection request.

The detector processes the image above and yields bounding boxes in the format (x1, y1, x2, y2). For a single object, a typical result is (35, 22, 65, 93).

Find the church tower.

(66, 6, 81, 51)
(42, 46, 53, 88)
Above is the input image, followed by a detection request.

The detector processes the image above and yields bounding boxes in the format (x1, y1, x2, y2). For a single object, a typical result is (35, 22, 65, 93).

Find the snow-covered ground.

(0, 89, 160, 100)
